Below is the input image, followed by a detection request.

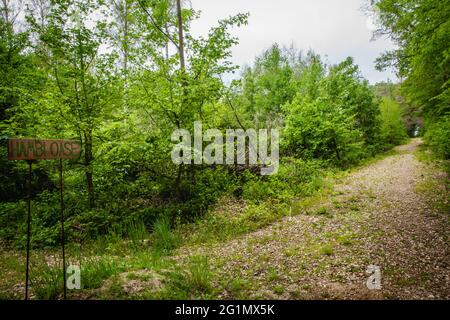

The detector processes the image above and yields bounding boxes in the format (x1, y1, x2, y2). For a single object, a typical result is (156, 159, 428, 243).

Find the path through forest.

(177, 139, 449, 299)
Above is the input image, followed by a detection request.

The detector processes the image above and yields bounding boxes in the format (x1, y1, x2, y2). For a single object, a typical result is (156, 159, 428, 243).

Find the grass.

(226, 276, 251, 299)
(152, 217, 181, 254)
(336, 233, 356, 246)
(31, 262, 64, 299)
(188, 255, 212, 293)
(81, 256, 121, 289)
(319, 244, 335, 256)
(283, 246, 300, 257)
(181, 201, 292, 246)
(267, 267, 280, 282)
(315, 207, 330, 216)
(273, 285, 285, 295)
(414, 145, 450, 215)
(333, 200, 343, 209)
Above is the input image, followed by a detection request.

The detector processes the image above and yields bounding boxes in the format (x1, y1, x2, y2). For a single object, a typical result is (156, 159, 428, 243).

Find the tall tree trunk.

(176, 0, 185, 72)
(175, 0, 188, 195)
(122, 0, 129, 112)
(84, 130, 95, 208)
(332, 137, 341, 161)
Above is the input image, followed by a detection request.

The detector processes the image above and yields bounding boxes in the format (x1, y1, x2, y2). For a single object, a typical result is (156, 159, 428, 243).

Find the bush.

(424, 115, 450, 159)
(283, 97, 366, 165)
(379, 97, 408, 147)
(242, 158, 324, 202)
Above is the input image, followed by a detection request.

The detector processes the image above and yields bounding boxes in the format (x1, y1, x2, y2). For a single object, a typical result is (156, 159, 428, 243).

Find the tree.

(325, 57, 380, 147)
(27, 0, 120, 207)
(373, 0, 449, 115)
(283, 55, 368, 164)
(240, 44, 294, 128)
(284, 97, 365, 164)
(0, 0, 51, 203)
(124, 1, 249, 197)
(379, 97, 408, 146)
(371, 0, 450, 158)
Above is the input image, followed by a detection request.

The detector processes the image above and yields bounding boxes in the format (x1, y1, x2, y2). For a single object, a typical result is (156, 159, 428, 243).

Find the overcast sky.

(189, 0, 397, 84)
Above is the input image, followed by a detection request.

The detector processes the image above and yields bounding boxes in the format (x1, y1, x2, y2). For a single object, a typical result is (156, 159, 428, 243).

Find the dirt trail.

(181, 139, 450, 299)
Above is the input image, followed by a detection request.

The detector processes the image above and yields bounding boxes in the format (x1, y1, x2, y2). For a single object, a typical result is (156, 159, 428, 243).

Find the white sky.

(189, 0, 397, 84)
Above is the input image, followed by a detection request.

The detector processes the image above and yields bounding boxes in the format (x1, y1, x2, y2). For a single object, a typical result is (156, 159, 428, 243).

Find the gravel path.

(181, 139, 450, 299)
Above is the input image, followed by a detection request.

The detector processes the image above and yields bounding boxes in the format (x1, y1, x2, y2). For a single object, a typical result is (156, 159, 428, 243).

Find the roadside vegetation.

(0, 0, 448, 299)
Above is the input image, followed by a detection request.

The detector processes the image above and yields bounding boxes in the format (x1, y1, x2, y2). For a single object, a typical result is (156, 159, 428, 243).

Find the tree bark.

(176, 0, 185, 72)
(84, 130, 95, 208)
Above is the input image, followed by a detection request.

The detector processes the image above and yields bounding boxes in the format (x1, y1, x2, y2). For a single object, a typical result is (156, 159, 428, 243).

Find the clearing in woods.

(173, 138, 449, 299)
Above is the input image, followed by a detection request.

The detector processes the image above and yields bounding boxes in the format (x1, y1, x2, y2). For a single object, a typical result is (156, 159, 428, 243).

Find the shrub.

(424, 115, 450, 159)
(242, 158, 324, 202)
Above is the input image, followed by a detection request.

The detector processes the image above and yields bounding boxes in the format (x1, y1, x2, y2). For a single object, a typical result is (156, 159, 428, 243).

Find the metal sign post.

(7, 138, 81, 300)
(59, 158, 67, 299)
(25, 160, 33, 300)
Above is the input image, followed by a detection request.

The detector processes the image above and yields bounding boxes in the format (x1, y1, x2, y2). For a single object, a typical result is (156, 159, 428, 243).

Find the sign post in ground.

(7, 138, 81, 300)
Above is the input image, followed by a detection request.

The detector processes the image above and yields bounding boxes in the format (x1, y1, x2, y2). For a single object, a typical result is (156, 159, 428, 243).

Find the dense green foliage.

(379, 97, 408, 147)
(0, 0, 410, 248)
(283, 56, 381, 164)
(372, 0, 449, 158)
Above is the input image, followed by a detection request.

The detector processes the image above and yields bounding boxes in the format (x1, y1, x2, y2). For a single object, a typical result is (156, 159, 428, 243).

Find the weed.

(319, 244, 334, 256)
(267, 267, 280, 282)
(336, 233, 355, 246)
(227, 276, 250, 298)
(152, 217, 180, 254)
(188, 255, 212, 294)
(82, 256, 119, 289)
(273, 285, 285, 295)
(316, 207, 330, 216)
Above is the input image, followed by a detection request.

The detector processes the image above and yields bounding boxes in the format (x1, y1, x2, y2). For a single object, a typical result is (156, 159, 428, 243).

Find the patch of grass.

(260, 253, 271, 262)
(184, 202, 291, 245)
(315, 207, 330, 216)
(31, 262, 64, 299)
(267, 267, 280, 282)
(289, 289, 302, 299)
(188, 255, 212, 294)
(226, 276, 251, 299)
(0, 253, 23, 271)
(158, 268, 191, 299)
(319, 244, 334, 256)
(157, 255, 213, 299)
(152, 217, 181, 254)
(397, 276, 418, 287)
(414, 161, 450, 215)
(283, 246, 300, 257)
(294, 194, 329, 215)
(336, 233, 356, 246)
(332, 200, 343, 209)
(415, 144, 439, 163)
(273, 285, 285, 295)
(302, 284, 312, 291)
(248, 234, 276, 246)
(126, 221, 149, 245)
(126, 272, 151, 281)
(82, 256, 120, 289)
(99, 275, 128, 299)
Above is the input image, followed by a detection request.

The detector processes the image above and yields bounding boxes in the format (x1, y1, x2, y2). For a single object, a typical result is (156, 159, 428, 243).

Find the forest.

(0, 0, 448, 300)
